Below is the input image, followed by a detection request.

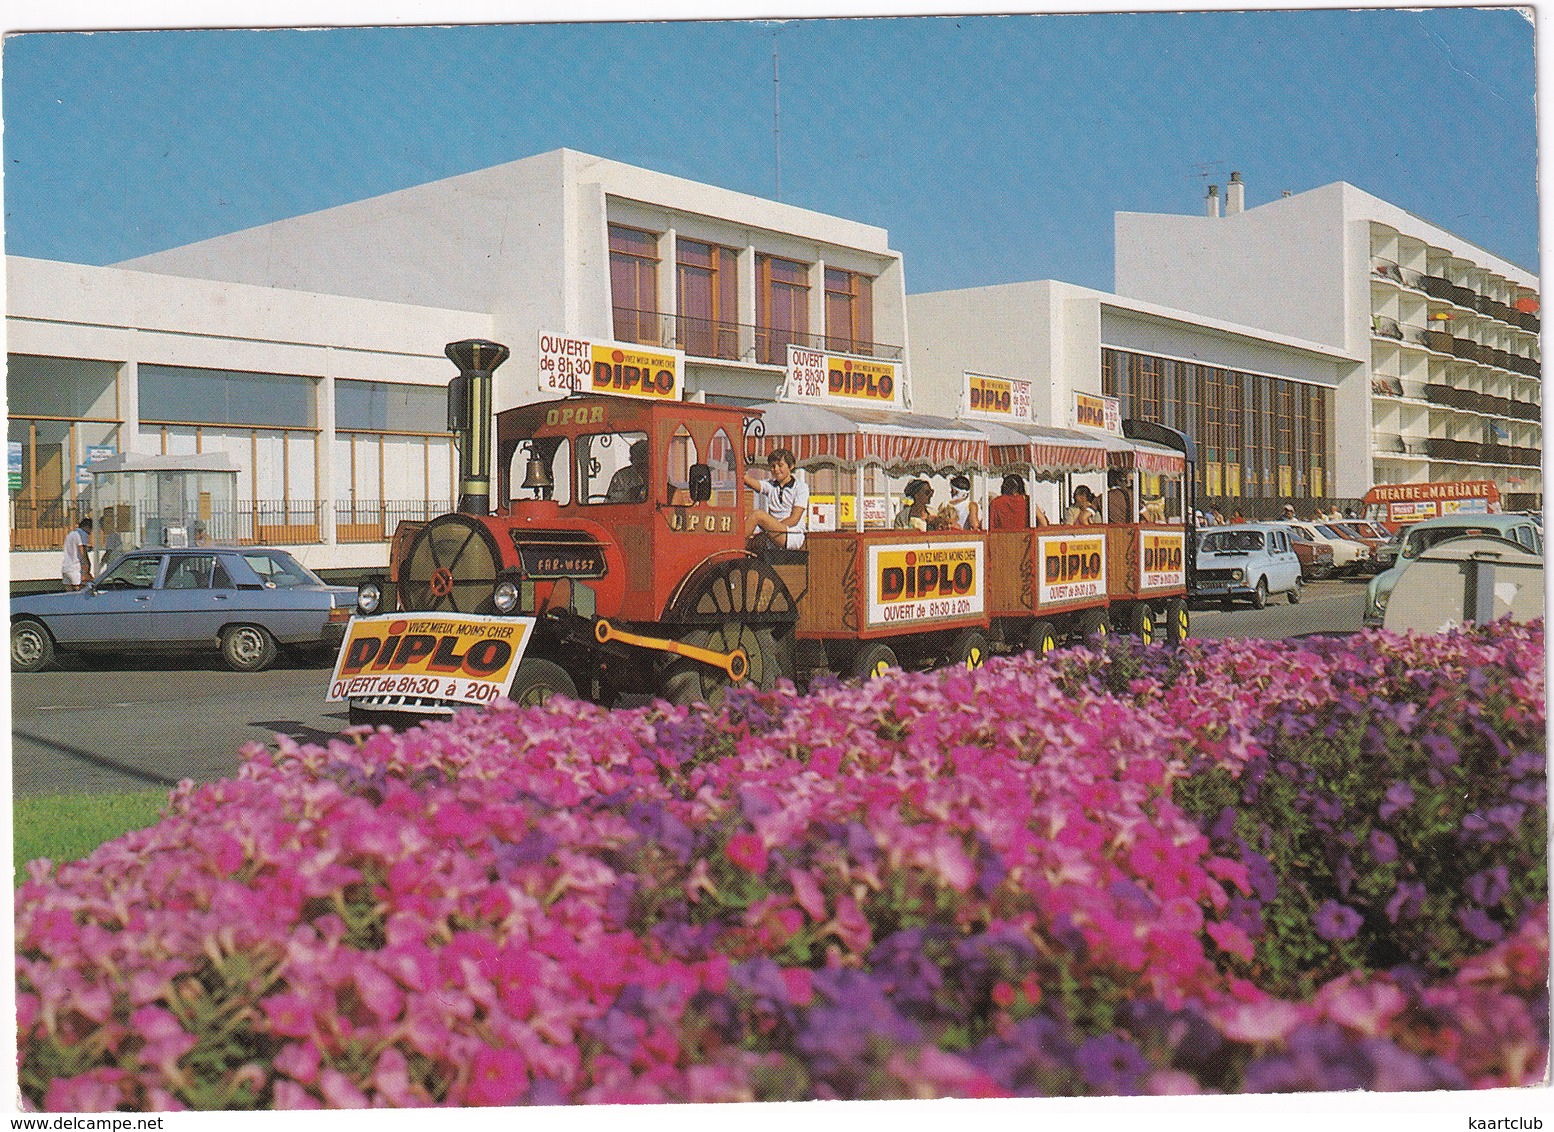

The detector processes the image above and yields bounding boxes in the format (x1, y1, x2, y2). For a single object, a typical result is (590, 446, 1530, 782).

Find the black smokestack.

(444, 339, 509, 515)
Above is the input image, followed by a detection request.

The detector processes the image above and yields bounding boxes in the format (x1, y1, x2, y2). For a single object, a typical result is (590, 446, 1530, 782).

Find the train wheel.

(509, 658, 578, 708)
(851, 642, 898, 681)
(951, 629, 991, 670)
(661, 623, 782, 707)
(677, 556, 797, 621)
(1079, 607, 1109, 645)
(1025, 620, 1058, 657)
(1165, 598, 1190, 644)
(1125, 603, 1156, 646)
(401, 515, 504, 614)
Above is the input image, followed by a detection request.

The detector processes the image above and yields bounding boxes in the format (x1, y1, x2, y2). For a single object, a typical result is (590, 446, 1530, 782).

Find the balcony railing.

(7, 498, 434, 553)
(612, 307, 904, 366)
(334, 499, 453, 543)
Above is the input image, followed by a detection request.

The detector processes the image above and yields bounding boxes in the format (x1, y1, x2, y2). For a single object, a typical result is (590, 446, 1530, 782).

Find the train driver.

(606, 440, 650, 503)
(744, 447, 809, 550)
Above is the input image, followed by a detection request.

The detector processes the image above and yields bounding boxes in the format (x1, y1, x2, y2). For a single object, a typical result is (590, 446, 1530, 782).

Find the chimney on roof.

(1206, 184, 1220, 218)
(1226, 171, 1245, 215)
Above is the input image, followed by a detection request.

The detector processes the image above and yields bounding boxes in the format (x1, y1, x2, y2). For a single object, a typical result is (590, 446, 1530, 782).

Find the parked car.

(1324, 520, 1388, 569)
(1286, 520, 1372, 576)
(1382, 536, 1544, 633)
(1364, 513, 1544, 627)
(11, 546, 357, 673)
(1192, 523, 1303, 609)
(1276, 522, 1335, 580)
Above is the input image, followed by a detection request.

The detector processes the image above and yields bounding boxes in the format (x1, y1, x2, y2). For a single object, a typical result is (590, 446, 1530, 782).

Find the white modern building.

(7, 149, 910, 581)
(1114, 176, 1542, 508)
(908, 281, 1363, 511)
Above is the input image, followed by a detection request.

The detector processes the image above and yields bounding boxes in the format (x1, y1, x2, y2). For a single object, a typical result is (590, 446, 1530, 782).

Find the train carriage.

(335, 339, 1198, 724)
(746, 400, 995, 680)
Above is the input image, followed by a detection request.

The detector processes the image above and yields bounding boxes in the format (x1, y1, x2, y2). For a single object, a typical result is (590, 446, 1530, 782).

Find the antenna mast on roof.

(773, 29, 783, 201)
(1190, 159, 1224, 197)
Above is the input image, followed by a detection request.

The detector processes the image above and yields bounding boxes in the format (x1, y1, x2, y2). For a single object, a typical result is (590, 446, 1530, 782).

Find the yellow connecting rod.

(592, 619, 749, 683)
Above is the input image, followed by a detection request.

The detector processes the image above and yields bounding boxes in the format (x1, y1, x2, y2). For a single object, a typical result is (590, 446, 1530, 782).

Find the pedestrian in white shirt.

(61, 517, 94, 590)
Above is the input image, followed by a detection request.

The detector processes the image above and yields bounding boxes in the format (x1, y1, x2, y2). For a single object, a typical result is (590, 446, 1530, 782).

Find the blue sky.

(0, 6, 1539, 295)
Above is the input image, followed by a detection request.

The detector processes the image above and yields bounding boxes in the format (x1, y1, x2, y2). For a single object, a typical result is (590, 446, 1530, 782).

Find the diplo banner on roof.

(784, 345, 904, 410)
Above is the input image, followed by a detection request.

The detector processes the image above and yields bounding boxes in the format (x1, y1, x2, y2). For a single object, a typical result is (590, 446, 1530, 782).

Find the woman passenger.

(1066, 485, 1100, 525)
(947, 475, 982, 530)
(990, 474, 1037, 529)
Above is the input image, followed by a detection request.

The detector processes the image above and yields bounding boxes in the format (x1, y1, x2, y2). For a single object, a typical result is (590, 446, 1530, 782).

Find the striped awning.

(974, 420, 1111, 479)
(1110, 438, 1186, 476)
(748, 402, 989, 472)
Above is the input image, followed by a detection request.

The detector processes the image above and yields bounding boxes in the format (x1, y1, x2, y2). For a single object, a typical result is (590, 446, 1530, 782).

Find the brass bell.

(521, 457, 554, 499)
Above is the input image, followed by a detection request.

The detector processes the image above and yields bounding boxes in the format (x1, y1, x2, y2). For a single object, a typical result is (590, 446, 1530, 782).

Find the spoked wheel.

(1165, 597, 1190, 644)
(1124, 603, 1156, 645)
(950, 628, 991, 670)
(676, 556, 798, 622)
(660, 622, 783, 707)
(401, 515, 504, 614)
(851, 641, 899, 681)
(1025, 620, 1058, 657)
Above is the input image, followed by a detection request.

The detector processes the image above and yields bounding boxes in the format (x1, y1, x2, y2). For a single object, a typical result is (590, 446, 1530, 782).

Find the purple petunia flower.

(1074, 1034, 1151, 1095)
(1464, 865, 1510, 908)
(1379, 781, 1415, 820)
(1456, 906, 1505, 944)
(1367, 830, 1398, 866)
(1418, 732, 1459, 768)
(1314, 900, 1364, 942)
(1385, 881, 1426, 924)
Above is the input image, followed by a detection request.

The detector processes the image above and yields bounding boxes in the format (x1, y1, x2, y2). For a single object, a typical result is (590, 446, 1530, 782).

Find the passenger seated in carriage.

(744, 447, 809, 552)
(945, 475, 982, 530)
(989, 474, 1050, 529)
(894, 480, 934, 531)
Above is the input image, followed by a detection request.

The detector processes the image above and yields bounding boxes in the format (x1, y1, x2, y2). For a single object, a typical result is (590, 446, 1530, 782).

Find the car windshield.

(1402, 525, 1500, 559)
(1314, 524, 1349, 541)
(1201, 531, 1263, 553)
(242, 551, 323, 588)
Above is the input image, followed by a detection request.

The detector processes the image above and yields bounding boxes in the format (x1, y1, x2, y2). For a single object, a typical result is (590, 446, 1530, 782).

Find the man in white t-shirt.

(61, 517, 95, 590)
(743, 448, 809, 551)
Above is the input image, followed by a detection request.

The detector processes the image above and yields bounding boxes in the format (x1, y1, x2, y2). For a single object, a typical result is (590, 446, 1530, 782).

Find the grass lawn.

(14, 789, 170, 888)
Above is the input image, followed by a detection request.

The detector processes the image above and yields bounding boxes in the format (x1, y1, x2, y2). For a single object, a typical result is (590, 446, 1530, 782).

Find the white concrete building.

(1114, 177, 1541, 507)
(909, 281, 1362, 513)
(8, 149, 909, 582)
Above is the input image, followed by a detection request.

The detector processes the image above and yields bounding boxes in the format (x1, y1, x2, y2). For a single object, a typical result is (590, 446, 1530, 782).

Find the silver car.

(11, 547, 357, 673)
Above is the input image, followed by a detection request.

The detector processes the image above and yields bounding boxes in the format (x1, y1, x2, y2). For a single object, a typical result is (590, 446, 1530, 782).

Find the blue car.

(11, 546, 357, 673)
(1191, 523, 1304, 609)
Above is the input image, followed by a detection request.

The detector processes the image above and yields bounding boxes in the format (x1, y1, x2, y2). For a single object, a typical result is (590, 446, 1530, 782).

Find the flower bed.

(16, 622, 1547, 1109)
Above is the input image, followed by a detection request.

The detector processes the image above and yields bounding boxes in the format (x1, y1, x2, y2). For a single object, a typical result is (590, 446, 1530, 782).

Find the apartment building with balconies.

(1115, 177, 1541, 508)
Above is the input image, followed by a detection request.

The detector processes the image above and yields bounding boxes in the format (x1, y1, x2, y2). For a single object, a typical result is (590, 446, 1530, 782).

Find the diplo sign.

(785, 346, 903, 409)
(1038, 534, 1106, 604)
(962, 372, 1033, 422)
(866, 541, 984, 627)
(538, 333, 684, 401)
(328, 613, 535, 707)
(1138, 530, 1186, 590)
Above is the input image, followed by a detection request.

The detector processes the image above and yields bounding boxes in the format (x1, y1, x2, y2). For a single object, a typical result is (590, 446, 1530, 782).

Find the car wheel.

(508, 658, 578, 708)
(1251, 578, 1269, 610)
(220, 624, 278, 672)
(11, 620, 55, 673)
(1288, 578, 1302, 604)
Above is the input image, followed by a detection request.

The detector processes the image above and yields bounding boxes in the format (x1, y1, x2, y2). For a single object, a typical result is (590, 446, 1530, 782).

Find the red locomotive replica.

(332, 340, 1197, 724)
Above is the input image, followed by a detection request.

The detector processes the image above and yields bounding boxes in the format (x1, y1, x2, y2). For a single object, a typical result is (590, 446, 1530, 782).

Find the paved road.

(10, 578, 1370, 798)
